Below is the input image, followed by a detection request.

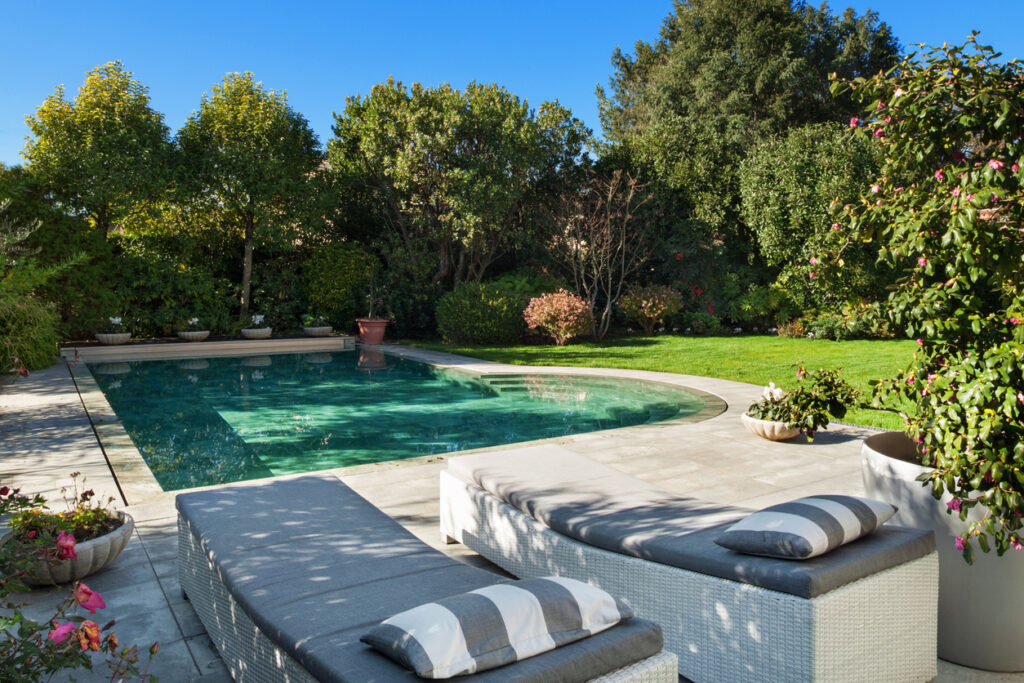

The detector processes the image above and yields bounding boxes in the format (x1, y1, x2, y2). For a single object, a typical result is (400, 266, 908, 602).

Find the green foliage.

(523, 290, 594, 345)
(303, 242, 377, 330)
(0, 297, 60, 372)
(22, 61, 170, 234)
(833, 37, 1024, 558)
(747, 367, 859, 440)
(682, 311, 723, 336)
(436, 282, 525, 345)
(740, 123, 885, 311)
(619, 284, 683, 334)
(486, 268, 566, 306)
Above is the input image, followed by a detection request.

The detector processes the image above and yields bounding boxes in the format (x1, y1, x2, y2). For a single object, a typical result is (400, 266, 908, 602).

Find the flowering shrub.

(523, 290, 593, 345)
(101, 316, 126, 333)
(249, 314, 265, 327)
(747, 367, 858, 441)
(618, 285, 683, 335)
(833, 37, 1024, 561)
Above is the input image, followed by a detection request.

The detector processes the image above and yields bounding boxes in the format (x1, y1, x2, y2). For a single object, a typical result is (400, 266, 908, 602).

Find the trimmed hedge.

(436, 282, 524, 344)
(303, 242, 377, 331)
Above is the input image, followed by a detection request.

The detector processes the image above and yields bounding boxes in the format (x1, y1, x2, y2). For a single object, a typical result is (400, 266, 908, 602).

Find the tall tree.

(22, 61, 171, 236)
(177, 72, 321, 320)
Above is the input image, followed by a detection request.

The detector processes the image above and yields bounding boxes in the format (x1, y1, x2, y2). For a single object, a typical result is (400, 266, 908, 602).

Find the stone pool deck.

(0, 345, 1017, 681)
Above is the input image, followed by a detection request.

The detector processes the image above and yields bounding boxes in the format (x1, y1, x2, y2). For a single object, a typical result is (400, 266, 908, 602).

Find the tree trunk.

(239, 218, 254, 321)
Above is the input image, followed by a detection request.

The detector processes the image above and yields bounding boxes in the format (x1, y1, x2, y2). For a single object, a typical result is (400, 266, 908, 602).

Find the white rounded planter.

(25, 511, 134, 586)
(863, 431, 1024, 671)
(740, 412, 800, 441)
(303, 326, 333, 337)
(95, 332, 131, 345)
(240, 327, 271, 339)
(177, 330, 210, 342)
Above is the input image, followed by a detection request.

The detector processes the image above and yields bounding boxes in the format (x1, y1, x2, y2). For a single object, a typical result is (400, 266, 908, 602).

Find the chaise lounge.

(439, 445, 939, 682)
(176, 474, 678, 681)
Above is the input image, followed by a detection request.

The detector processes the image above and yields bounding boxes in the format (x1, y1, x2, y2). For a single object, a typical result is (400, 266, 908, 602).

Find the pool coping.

(69, 342, 731, 506)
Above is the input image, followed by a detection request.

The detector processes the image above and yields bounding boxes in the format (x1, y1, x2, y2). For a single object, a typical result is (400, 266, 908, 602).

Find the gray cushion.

(176, 474, 664, 682)
(448, 447, 936, 599)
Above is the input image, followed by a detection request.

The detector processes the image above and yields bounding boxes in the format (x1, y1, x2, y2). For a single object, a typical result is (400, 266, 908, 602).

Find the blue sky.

(1, 1, 1022, 167)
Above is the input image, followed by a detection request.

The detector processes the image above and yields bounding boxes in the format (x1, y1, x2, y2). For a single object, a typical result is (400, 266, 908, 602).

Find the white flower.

(733, 327, 742, 333)
(252, 314, 265, 325)
(807, 332, 815, 339)
(188, 317, 199, 327)
(109, 316, 122, 325)
(762, 382, 785, 402)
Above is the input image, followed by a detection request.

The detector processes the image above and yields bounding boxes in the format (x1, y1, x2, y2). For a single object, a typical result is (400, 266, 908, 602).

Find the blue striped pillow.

(361, 576, 633, 678)
(714, 495, 897, 560)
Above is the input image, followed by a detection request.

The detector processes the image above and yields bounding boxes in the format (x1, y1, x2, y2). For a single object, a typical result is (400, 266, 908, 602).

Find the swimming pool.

(88, 349, 710, 491)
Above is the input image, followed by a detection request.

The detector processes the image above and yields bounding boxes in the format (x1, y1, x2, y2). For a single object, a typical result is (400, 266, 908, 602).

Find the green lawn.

(412, 335, 916, 430)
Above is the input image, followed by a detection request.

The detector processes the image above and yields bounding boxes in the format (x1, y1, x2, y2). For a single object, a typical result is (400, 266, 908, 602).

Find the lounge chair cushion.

(361, 576, 633, 678)
(448, 446, 936, 599)
(176, 474, 665, 682)
(713, 495, 897, 559)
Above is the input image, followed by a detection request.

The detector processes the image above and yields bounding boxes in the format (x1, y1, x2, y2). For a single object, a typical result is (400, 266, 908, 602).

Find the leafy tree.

(23, 61, 171, 235)
(177, 72, 322, 319)
(330, 78, 589, 290)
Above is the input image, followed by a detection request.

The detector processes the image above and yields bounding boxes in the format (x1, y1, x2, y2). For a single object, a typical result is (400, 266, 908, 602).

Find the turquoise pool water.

(89, 350, 706, 491)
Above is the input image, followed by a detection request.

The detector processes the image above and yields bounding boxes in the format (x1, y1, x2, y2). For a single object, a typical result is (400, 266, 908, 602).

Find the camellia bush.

(523, 290, 594, 345)
(832, 36, 1024, 561)
(618, 284, 683, 335)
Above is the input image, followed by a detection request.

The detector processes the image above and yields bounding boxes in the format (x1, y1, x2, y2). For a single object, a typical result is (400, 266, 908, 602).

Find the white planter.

(863, 431, 1024, 671)
(95, 332, 131, 345)
(177, 330, 210, 342)
(303, 326, 333, 337)
(240, 327, 271, 339)
(25, 511, 134, 586)
(740, 412, 800, 441)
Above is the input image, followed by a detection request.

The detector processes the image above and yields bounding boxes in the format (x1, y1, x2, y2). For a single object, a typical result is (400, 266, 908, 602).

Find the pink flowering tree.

(618, 284, 683, 335)
(523, 290, 594, 345)
(832, 36, 1024, 561)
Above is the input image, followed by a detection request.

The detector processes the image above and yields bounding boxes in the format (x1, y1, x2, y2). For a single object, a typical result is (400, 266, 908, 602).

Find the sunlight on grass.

(414, 335, 917, 430)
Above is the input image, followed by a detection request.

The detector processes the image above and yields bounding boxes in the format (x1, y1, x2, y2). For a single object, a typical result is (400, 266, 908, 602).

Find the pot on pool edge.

(862, 431, 1024, 672)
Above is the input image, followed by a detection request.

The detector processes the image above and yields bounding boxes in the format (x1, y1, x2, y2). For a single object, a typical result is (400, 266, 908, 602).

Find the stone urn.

(863, 431, 1024, 671)
(240, 327, 272, 339)
(740, 412, 800, 441)
(303, 326, 333, 337)
(177, 330, 210, 342)
(95, 332, 131, 345)
(356, 318, 388, 345)
(25, 511, 135, 586)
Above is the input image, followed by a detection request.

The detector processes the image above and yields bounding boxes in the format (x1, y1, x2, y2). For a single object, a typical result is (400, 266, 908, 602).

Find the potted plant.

(95, 316, 130, 345)
(356, 286, 390, 345)
(834, 37, 1024, 670)
(302, 313, 333, 337)
(240, 314, 271, 339)
(176, 317, 210, 342)
(742, 367, 858, 442)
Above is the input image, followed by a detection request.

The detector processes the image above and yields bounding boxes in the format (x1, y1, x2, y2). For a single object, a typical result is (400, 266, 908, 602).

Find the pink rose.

(954, 537, 965, 552)
(73, 583, 106, 614)
(849, 117, 859, 128)
(988, 159, 1004, 170)
(48, 621, 76, 645)
(56, 530, 77, 561)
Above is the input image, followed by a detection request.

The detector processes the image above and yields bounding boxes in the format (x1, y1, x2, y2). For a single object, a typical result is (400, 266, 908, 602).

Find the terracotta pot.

(177, 330, 210, 342)
(303, 326, 333, 337)
(25, 511, 134, 586)
(95, 332, 131, 345)
(863, 431, 1024, 671)
(240, 327, 271, 339)
(356, 318, 389, 345)
(740, 412, 801, 441)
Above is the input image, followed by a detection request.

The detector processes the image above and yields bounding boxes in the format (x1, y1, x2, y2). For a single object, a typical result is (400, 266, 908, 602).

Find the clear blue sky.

(2, 1, 1022, 167)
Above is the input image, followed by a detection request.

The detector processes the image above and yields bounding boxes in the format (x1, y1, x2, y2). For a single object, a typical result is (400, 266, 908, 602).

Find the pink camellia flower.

(917, 257, 926, 266)
(1009, 317, 1022, 324)
(870, 184, 880, 194)
(895, 186, 904, 192)
(830, 222, 841, 231)
(809, 257, 818, 265)
(56, 530, 77, 560)
(952, 188, 961, 197)
(966, 193, 975, 201)
(947, 498, 962, 512)
(955, 537, 966, 552)
(1018, 391, 1024, 405)
(1013, 164, 1020, 172)
(873, 128, 884, 138)
(877, 102, 886, 110)
(988, 159, 1005, 170)
(884, 116, 892, 124)
(849, 116, 859, 128)
(934, 169, 943, 181)
(808, 272, 816, 280)
(73, 583, 106, 614)
(1013, 539, 1024, 551)
(906, 377, 914, 384)
(875, 199, 882, 206)
(48, 621, 77, 645)
(916, 338, 923, 345)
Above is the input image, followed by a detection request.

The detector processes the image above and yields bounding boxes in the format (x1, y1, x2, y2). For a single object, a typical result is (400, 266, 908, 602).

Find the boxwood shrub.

(435, 282, 524, 345)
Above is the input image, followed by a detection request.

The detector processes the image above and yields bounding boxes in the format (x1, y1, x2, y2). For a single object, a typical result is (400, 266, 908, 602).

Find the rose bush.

(523, 290, 594, 345)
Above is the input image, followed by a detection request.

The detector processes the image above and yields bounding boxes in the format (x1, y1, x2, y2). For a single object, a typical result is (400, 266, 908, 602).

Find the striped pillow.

(360, 576, 632, 679)
(714, 495, 897, 560)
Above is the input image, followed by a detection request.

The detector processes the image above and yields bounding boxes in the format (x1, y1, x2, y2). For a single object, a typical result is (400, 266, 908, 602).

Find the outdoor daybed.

(439, 445, 939, 683)
(176, 474, 678, 682)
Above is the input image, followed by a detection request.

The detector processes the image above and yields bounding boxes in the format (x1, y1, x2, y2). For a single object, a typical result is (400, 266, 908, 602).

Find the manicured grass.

(413, 335, 916, 430)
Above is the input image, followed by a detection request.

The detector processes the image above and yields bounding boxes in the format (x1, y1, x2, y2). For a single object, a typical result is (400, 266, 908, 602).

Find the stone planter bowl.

(740, 412, 801, 441)
(240, 327, 272, 339)
(303, 326, 333, 337)
(177, 330, 210, 342)
(25, 511, 134, 586)
(95, 332, 131, 345)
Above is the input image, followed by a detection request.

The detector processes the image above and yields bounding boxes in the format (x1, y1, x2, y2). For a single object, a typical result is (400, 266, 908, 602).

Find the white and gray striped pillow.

(361, 576, 632, 679)
(714, 495, 897, 560)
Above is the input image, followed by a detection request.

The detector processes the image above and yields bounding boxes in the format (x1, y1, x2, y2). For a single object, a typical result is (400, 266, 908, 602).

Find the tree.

(548, 169, 652, 338)
(177, 72, 322, 320)
(329, 78, 589, 289)
(23, 61, 171, 235)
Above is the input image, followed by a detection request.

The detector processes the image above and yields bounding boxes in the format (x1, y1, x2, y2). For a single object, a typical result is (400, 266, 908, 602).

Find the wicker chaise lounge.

(439, 445, 939, 683)
(176, 474, 678, 682)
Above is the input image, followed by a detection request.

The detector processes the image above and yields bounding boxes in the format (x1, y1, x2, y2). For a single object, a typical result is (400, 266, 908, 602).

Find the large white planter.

(740, 412, 800, 441)
(863, 431, 1024, 671)
(240, 327, 271, 339)
(25, 511, 134, 586)
(303, 326, 333, 337)
(95, 332, 131, 345)
(177, 330, 210, 342)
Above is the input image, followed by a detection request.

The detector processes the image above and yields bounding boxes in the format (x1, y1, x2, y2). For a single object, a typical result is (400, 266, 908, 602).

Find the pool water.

(89, 350, 706, 491)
